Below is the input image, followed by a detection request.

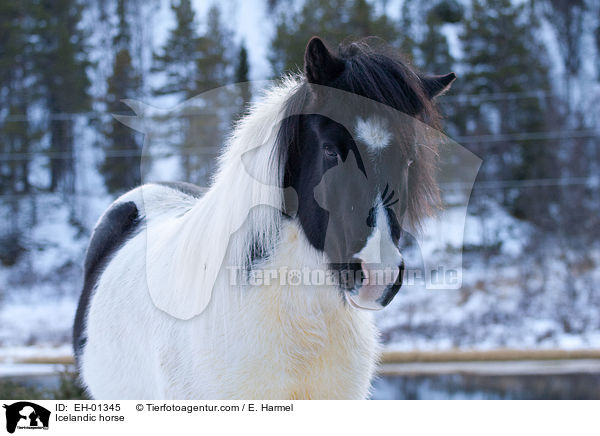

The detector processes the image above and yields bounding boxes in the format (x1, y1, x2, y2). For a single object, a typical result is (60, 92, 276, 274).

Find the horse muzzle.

(345, 261, 404, 310)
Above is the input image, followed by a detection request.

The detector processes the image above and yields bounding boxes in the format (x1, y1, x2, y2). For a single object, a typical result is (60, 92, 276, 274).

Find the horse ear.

(304, 36, 345, 85)
(421, 73, 457, 99)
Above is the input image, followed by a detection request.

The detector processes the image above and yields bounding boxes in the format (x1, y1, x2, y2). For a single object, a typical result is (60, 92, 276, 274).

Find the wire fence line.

(0, 147, 221, 161)
(1, 101, 598, 202)
(0, 89, 572, 122)
(453, 129, 599, 143)
(1, 111, 226, 122)
(0, 176, 597, 201)
(439, 90, 556, 102)
(442, 176, 599, 190)
(0, 129, 598, 161)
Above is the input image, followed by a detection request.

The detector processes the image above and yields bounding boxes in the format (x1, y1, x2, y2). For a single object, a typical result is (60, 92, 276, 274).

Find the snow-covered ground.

(0, 194, 104, 348)
(377, 202, 600, 351)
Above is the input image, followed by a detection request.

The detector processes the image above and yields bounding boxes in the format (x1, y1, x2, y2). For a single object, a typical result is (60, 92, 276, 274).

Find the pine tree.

(269, 0, 398, 76)
(596, 6, 600, 81)
(33, 0, 91, 194)
(419, 2, 459, 74)
(234, 41, 252, 119)
(235, 42, 251, 91)
(0, 2, 36, 196)
(416, 2, 462, 137)
(180, 4, 237, 185)
(460, 0, 555, 227)
(0, 1, 40, 265)
(400, 0, 462, 68)
(398, 0, 427, 61)
(196, 5, 234, 93)
(153, 0, 200, 99)
(542, 0, 598, 235)
(543, 0, 587, 113)
(100, 0, 142, 194)
(152, 0, 202, 183)
(152, 4, 236, 185)
(152, 2, 238, 98)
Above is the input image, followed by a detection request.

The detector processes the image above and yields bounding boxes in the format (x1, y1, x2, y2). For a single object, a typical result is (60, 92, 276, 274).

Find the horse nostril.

(339, 261, 363, 290)
(357, 267, 366, 286)
(360, 261, 368, 281)
(375, 263, 404, 307)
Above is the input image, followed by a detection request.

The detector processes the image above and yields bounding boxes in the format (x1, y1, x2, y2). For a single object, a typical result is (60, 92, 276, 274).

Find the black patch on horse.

(73, 201, 142, 360)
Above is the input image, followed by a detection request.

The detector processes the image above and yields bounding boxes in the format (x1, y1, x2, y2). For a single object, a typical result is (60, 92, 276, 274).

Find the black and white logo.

(2, 402, 50, 434)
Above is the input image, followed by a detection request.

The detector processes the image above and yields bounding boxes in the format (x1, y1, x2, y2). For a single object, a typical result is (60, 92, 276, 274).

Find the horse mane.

(208, 76, 302, 269)
(276, 37, 442, 230)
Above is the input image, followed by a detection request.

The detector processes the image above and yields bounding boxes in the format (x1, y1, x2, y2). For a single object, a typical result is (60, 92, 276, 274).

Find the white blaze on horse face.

(350, 202, 402, 310)
(355, 116, 392, 151)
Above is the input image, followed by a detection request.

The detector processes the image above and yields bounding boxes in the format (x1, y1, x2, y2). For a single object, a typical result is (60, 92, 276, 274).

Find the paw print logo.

(287, 270, 302, 286)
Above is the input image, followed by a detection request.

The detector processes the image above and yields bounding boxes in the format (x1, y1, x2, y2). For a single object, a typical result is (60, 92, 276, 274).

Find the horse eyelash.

(386, 198, 399, 208)
(384, 188, 395, 204)
(382, 184, 398, 207)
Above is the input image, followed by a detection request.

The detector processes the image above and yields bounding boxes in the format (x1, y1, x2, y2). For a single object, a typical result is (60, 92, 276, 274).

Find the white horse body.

(79, 78, 380, 399)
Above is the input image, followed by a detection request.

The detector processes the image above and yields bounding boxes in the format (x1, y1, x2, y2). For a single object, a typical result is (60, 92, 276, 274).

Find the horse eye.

(322, 143, 338, 158)
(407, 159, 414, 167)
